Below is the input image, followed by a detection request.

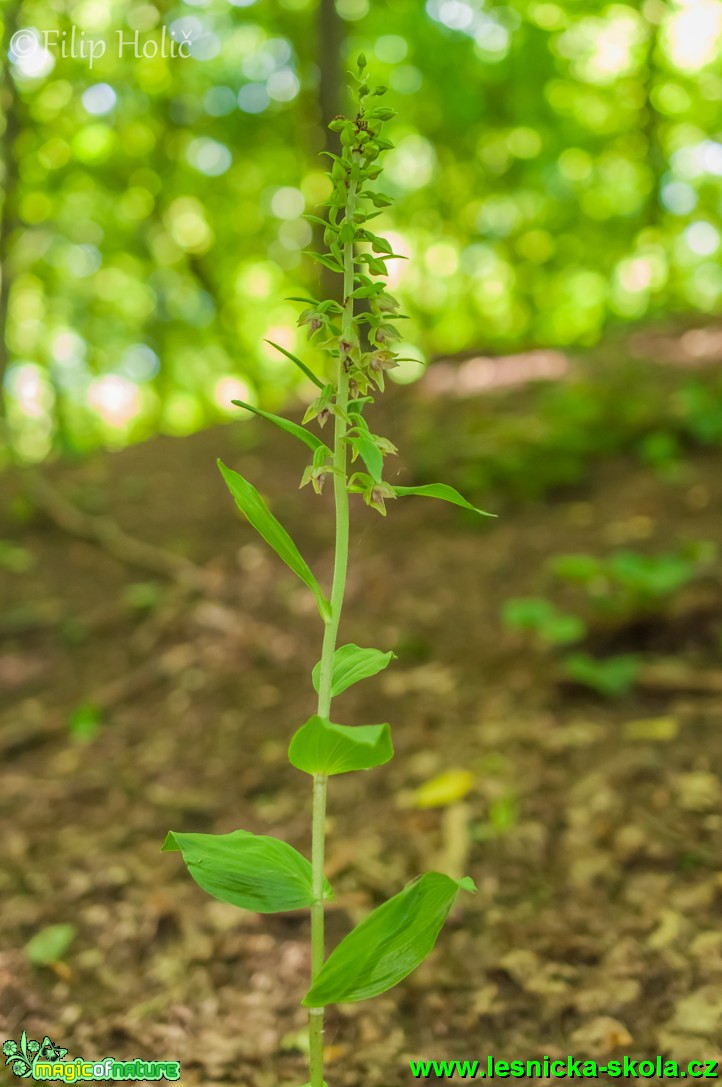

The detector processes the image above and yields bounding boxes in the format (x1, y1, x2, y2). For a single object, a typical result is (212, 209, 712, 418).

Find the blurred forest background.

(1, 0, 722, 460)
(2, 2, 722, 1084)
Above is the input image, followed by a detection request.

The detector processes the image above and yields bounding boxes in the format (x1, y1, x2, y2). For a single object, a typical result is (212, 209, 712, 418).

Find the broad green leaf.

(351, 435, 383, 482)
(218, 461, 330, 621)
(347, 398, 374, 415)
(302, 873, 475, 1006)
(393, 483, 494, 517)
(231, 399, 328, 455)
(25, 924, 76, 965)
(312, 643, 396, 697)
(264, 340, 324, 389)
(288, 715, 393, 776)
(162, 829, 333, 913)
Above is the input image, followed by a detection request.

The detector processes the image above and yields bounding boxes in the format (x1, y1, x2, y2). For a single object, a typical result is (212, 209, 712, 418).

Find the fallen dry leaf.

(569, 1016, 633, 1055)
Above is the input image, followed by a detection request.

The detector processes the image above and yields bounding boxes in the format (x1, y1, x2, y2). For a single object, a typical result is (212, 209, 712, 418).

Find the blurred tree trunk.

(0, 0, 21, 409)
(319, 0, 343, 136)
(317, 0, 344, 307)
(642, 13, 663, 228)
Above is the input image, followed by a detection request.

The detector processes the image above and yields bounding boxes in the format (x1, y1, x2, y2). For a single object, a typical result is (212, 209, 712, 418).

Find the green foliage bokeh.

(1, 0, 721, 459)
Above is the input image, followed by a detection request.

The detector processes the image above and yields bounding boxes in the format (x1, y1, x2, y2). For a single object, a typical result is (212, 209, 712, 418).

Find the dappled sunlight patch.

(661, 0, 722, 71)
(213, 376, 255, 414)
(555, 6, 648, 84)
(165, 197, 214, 253)
(384, 135, 436, 191)
(87, 374, 142, 428)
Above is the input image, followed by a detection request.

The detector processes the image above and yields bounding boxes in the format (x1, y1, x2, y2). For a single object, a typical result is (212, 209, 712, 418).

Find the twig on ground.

(23, 470, 208, 590)
(0, 641, 198, 759)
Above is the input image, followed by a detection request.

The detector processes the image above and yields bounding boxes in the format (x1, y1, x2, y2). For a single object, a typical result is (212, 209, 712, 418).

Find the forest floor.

(1, 343, 722, 1086)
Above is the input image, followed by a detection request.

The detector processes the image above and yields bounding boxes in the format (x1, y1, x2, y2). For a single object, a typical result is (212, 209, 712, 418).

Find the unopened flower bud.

(376, 293, 401, 314)
(298, 308, 323, 334)
(300, 464, 329, 495)
(375, 435, 398, 457)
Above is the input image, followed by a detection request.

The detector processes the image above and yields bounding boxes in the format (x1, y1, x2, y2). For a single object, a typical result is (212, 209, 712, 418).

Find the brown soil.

(1, 384, 721, 1085)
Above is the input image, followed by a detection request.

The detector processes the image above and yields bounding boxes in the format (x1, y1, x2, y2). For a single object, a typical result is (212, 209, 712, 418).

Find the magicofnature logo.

(3, 1032, 181, 1081)
(3, 1033, 68, 1079)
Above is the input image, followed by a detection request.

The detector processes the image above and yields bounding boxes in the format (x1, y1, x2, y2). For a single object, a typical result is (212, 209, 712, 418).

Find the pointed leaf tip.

(393, 483, 495, 517)
(217, 461, 331, 620)
(230, 399, 327, 454)
(264, 340, 324, 389)
(302, 872, 469, 1006)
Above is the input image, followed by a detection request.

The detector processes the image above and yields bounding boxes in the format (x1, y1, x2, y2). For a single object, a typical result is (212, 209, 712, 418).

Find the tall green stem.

(308, 170, 358, 1087)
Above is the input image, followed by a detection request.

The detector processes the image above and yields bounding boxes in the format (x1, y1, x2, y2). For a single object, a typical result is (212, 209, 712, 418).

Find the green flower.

(7, 1056, 32, 1078)
(3, 1040, 18, 1057)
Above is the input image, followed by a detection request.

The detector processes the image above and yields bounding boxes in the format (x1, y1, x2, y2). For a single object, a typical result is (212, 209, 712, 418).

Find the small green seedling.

(501, 596, 640, 697)
(503, 544, 715, 699)
(563, 651, 641, 698)
(502, 596, 586, 646)
(163, 61, 488, 1087)
(549, 544, 714, 617)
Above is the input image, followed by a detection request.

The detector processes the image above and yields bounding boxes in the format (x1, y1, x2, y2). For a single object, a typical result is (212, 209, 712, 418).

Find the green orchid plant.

(163, 57, 489, 1087)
